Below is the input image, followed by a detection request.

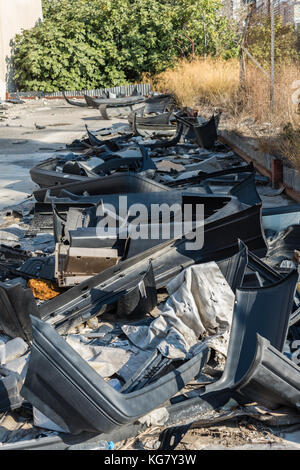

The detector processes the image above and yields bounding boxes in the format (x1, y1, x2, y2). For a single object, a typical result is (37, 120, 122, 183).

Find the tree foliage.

(245, 13, 299, 69)
(13, 0, 239, 91)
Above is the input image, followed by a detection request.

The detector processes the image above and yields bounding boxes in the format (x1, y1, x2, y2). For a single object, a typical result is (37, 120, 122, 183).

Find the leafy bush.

(13, 0, 239, 91)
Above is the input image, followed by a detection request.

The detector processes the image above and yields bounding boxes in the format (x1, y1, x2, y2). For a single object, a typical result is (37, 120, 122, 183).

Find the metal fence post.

(270, 0, 275, 116)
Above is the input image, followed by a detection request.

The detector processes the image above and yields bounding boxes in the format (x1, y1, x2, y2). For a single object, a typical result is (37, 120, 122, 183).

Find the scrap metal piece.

(30, 157, 88, 188)
(85, 126, 133, 148)
(18, 257, 55, 281)
(115, 262, 157, 319)
(266, 225, 300, 268)
(131, 111, 176, 136)
(128, 110, 173, 128)
(21, 315, 210, 434)
(140, 120, 184, 149)
(30, 146, 156, 189)
(165, 163, 254, 188)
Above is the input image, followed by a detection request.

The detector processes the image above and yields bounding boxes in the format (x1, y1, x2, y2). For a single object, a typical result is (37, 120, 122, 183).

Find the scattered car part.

(229, 173, 261, 206)
(63, 92, 88, 108)
(176, 114, 218, 149)
(17, 257, 55, 281)
(237, 334, 300, 411)
(84, 94, 145, 108)
(33, 172, 170, 203)
(262, 203, 300, 232)
(266, 225, 300, 268)
(139, 120, 184, 149)
(21, 315, 210, 434)
(165, 163, 255, 188)
(0, 366, 24, 413)
(55, 245, 121, 287)
(128, 110, 173, 128)
(0, 281, 40, 343)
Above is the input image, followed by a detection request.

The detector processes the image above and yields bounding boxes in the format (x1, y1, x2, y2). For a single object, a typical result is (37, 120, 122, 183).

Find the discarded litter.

(0, 89, 299, 450)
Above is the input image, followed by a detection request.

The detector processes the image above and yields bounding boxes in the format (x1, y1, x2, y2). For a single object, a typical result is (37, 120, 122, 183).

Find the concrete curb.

(219, 130, 300, 202)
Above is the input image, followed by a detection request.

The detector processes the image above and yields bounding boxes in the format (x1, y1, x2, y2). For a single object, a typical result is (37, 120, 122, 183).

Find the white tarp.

(122, 262, 235, 358)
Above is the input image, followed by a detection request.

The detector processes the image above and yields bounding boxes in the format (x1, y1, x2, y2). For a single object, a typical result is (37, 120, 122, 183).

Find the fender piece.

(63, 92, 88, 108)
(205, 269, 298, 393)
(33, 172, 170, 203)
(229, 173, 262, 206)
(164, 269, 299, 419)
(176, 114, 218, 149)
(237, 334, 300, 410)
(21, 315, 210, 434)
(84, 94, 145, 108)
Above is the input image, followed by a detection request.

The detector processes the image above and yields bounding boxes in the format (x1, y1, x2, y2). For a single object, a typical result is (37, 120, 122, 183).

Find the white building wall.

(0, 0, 43, 100)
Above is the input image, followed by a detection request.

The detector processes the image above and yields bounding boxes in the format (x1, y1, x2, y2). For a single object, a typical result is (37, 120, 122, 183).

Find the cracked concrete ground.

(0, 98, 120, 209)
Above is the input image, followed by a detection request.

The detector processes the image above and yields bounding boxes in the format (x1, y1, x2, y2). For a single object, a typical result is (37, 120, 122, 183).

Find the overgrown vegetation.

(13, 0, 239, 91)
(153, 57, 240, 109)
(153, 13, 300, 169)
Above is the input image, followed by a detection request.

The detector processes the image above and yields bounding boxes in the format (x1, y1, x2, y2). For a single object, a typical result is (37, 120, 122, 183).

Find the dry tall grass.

(244, 62, 300, 127)
(152, 57, 300, 167)
(153, 57, 241, 109)
(153, 57, 300, 125)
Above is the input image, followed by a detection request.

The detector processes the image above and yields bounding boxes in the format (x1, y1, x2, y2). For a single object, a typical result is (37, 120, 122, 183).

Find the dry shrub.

(152, 56, 300, 168)
(244, 62, 300, 127)
(153, 56, 300, 125)
(153, 57, 240, 109)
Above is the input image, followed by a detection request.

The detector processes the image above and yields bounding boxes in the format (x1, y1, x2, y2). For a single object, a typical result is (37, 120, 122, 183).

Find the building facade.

(0, 0, 43, 100)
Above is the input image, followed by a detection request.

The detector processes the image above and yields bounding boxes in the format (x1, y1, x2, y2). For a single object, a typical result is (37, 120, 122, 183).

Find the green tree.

(13, 0, 239, 91)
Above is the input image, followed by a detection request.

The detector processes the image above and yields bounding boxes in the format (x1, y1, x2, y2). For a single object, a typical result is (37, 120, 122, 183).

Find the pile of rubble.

(0, 89, 300, 450)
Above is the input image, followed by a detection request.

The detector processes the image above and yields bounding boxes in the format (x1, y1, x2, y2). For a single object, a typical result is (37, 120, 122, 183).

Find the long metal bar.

(270, 0, 275, 116)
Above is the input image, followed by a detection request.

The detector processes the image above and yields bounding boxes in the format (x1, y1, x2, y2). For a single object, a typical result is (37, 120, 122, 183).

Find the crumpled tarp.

(122, 262, 235, 358)
(65, 262, 235, 380)
(66, 334, 154, 381)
